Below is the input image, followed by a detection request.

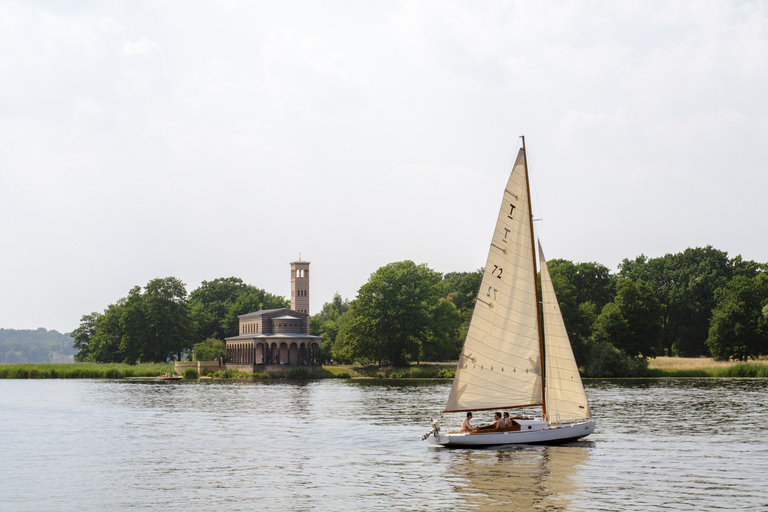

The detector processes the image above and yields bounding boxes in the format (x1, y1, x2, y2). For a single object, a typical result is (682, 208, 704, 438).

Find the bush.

(715, 362, 768, 378)
(183, 367, 199, 379)
(584, 342, 648, 378)
(104, 368, 120, 378)
(285, 366, 312, 380)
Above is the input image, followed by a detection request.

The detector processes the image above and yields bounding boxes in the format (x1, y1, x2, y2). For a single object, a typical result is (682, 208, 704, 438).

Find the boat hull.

(428, 420, 595, 447)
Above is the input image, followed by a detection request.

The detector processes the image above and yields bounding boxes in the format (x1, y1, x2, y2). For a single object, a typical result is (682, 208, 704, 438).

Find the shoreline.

(2, 356, 767, 379)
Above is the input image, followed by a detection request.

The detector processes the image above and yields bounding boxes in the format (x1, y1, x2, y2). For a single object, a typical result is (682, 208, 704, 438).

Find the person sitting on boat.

(503, 412, 520, 430)
(460, 412, 477, 433)
(475, 412, 505, 431)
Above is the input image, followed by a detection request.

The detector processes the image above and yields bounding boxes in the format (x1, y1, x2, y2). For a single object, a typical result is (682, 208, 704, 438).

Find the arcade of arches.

(226, 340, 320, 365)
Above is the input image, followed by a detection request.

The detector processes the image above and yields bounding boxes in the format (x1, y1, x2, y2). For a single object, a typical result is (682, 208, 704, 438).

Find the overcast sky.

(2, 0, 767, 333)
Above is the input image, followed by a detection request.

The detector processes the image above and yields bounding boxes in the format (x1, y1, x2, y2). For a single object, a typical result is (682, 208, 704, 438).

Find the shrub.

(183, 368, 199, 379)
(716, 362, 768, 378)
(584, 342, 648, 378)
(104, 368, 120, 378)
(285, 366, 312, 380)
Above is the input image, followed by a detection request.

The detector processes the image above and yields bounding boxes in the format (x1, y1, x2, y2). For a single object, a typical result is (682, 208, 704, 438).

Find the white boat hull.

(428, 419, 595, 447)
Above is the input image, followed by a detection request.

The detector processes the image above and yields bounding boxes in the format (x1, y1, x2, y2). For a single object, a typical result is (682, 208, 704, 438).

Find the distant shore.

(2, 357, 767, 379)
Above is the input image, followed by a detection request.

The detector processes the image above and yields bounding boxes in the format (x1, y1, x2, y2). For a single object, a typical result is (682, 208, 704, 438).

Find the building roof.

(224, 333, 323, 341)
(238, 308, 308, 319)
(273, 315, 300, 320)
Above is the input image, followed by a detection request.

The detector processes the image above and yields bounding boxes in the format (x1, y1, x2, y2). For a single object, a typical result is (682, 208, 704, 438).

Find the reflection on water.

(1, 378, 767, 511)
(442, 444, 589, 511)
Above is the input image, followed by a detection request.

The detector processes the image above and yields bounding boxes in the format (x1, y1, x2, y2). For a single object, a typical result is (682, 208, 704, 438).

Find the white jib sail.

(444, 148, 542, 413)
(539, 242, 591, 424)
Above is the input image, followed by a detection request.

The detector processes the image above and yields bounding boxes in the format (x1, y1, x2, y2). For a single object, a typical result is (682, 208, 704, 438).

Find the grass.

(328, 362, 456, 379)
(0, 362, 175, 379)
(645, 356, 768, 378)
(5, 357, 764, 380)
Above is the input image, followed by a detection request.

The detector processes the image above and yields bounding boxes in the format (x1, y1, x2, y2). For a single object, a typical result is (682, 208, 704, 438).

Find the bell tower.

(290, 259, 310, 315)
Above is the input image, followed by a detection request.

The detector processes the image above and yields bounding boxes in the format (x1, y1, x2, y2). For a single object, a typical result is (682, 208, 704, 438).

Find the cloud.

(123, 36, 163, 56)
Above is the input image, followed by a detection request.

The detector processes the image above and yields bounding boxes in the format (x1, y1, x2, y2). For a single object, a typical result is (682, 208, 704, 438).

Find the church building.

(223, 260, 322, 369)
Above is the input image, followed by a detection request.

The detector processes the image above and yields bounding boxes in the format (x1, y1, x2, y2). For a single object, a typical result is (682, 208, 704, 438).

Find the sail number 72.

(491, 265, 503, 279)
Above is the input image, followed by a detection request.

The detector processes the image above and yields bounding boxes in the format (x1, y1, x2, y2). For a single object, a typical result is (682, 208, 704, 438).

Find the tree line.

(312, 246, 768, 375)
(71, 245, 767, 372)
(72, 277, 288, 363)
(0, 328, 76, 364)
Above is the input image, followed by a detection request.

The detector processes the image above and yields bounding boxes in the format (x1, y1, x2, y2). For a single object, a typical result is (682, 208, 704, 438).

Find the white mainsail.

(539, 242, 591, 424)
(444, 148, 543, 413)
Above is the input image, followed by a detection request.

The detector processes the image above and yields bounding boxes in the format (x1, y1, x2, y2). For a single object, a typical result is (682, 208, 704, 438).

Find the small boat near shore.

(157, 373, 183, 381)
(423, 137, 595, 447)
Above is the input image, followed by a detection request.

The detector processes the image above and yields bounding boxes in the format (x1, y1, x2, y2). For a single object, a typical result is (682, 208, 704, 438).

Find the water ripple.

(0, 378, 766, 511)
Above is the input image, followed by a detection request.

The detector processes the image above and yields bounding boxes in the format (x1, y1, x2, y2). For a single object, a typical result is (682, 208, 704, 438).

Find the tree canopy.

(706, 274, 768, 361)
(73, 276, 289, 363)
(342, 261, 453, 366)
(188, 277, 288, 343)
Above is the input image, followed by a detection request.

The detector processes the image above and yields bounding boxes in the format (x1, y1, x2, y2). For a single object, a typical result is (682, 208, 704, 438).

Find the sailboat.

(424, 137, 595, 446)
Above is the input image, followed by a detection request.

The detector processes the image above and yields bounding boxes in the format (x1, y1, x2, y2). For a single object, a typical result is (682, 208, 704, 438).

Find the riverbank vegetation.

(0, 362, 174, 379)
(58, 245, 767, 379)
(312, 246, 768, 378)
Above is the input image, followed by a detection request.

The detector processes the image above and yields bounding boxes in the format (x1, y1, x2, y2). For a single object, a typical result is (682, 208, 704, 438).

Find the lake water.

(1, 378, 767, 511)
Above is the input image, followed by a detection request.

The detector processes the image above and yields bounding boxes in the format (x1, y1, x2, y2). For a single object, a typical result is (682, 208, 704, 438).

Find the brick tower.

(290, 259, 310, 315)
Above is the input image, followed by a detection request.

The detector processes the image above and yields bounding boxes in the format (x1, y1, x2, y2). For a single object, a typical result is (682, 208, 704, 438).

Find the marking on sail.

(477, 297, 494, 309)
(505, 190, 519, 200)
(507, 203, 516, 220)
(490, 243, 507, 254)
(491, 265, 503, 279)
(486, 286, 497, 300)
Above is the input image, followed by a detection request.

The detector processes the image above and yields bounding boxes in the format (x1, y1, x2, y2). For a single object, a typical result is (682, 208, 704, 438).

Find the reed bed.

(646, 357, 768, 378)
(0, 362, 175, 379)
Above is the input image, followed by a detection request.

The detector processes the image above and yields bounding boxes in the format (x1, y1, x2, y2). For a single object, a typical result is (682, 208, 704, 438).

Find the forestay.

(444, 148, 542, 413)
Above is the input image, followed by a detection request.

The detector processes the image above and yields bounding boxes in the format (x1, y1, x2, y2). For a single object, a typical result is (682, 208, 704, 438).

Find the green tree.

(593, 278, 662, 359)
(342, 261, 443, 366)
(193, 338, 227, 361)
(619, 246, 763, 357)
(142, 277, 193, 362)
(77, 277, 193, 363)
(89, 301, 127, 362)
(548, 259, 614, 367)
(188, 277, 254, 342)
(119, 286, 149, 364)
(72, 312, 100, 362)
(420, 298, 462, 361)
(706, 274, 768, 361)
(440, 270, 483, 359)
(310, 293, 353, 363)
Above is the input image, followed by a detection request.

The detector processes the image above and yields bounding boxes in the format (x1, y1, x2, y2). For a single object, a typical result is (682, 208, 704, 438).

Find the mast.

(521, 135, 547, 421)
